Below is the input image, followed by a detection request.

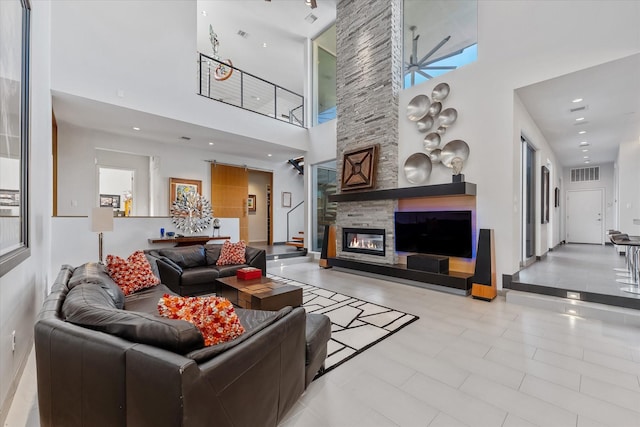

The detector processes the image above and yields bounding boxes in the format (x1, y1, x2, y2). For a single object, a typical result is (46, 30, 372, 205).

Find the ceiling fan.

(404, 26, 462, 86)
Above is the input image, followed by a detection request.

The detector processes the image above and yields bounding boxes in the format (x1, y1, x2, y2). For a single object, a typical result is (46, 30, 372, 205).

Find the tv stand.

(328, 257, 473, 295)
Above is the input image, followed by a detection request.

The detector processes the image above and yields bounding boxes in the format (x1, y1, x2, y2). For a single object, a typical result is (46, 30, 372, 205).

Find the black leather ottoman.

(305, 313, 332, 387)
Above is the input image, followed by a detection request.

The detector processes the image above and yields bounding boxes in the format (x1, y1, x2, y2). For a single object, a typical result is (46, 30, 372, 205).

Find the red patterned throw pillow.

(106, 250, 160, 296)
(216, 240, 247, 265)
(157, 294, 245, 346)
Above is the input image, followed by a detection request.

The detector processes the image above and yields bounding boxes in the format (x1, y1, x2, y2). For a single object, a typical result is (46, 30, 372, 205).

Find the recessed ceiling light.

(579, 131, 586, 134)
(584, 160, 591, 164)
(583, 156, 589, 159)
(579, 141, 589, 146)
(209, 142, 214, 146)
(582, 149, 589, 152)
(133, 127, 140, 131)
(572, 98, 583, 103)
(267, 154, 272, 157)
(575, 117, 585, 121)
(201, 10, 207, 16)
(263, 42, 267, 48)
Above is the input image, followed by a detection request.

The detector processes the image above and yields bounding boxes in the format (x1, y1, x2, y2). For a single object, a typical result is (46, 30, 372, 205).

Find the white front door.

(566, 189, 603, 244)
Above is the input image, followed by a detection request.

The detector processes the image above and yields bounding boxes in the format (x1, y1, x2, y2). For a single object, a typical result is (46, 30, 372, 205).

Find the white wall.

(562, 162, 615, 238)
(398, 1, 640, 285)
(50, 216, 240, 281)
(0, 0, 52, 420)
(617, 140, 640, 234)
(50, 0, 308, 153)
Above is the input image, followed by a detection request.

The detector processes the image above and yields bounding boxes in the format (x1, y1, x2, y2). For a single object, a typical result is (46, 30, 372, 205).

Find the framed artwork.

(0, 189, 20, 207)
(541, 166, 550, 224)
(247, 194, 256, 212)
(99, 194, 121, 209)
(282, 191, 292, 208)
(340, 144, 379, 191)
(169, 178, 201, 209)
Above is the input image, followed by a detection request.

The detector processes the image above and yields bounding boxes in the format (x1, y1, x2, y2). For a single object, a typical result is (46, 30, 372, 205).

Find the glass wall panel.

(403, 0, 477, 88)
(312, 160, 337, 252)
(312, 24, 336, 125)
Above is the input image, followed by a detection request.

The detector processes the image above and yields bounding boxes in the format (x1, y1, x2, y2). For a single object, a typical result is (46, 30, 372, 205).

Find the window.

(403, 0, 477, 88)
(0, 0, 30, 276)
(312, 24, 336, 125)
(570, 167, 600, 183)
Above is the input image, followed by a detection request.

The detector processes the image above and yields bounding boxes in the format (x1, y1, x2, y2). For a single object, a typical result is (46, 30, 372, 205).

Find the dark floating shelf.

(328, 182, 476, 203)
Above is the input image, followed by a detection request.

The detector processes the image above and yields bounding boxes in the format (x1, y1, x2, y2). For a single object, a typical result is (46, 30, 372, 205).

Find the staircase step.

(285, 241, 305, 249)
(291, 236, 304, 241)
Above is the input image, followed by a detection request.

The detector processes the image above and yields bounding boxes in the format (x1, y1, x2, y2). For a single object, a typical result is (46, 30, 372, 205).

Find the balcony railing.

(198, 53, 305, 127)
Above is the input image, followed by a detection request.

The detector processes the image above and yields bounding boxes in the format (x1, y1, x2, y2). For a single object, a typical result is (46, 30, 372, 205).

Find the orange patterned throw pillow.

(216, 240, 247, 265)
(106, 250, 160, 296)
(157, 294, 245, 346)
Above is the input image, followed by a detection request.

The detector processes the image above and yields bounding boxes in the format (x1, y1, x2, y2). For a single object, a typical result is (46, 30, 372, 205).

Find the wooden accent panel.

(211, 164, 249, 242)
(52, 110, 58, 216)
(397, 195, 476, 274)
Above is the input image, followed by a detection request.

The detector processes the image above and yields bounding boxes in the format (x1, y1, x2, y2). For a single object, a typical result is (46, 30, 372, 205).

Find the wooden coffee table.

(215, 276, 303, 311)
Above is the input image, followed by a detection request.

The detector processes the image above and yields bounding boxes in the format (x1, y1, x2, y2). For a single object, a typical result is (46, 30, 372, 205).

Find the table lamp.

(91, 207, 114, 263)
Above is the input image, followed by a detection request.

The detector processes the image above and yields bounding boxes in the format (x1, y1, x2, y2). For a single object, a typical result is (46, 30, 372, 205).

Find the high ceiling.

(52, 1, 639, 168)
(516, 53, 640, 168)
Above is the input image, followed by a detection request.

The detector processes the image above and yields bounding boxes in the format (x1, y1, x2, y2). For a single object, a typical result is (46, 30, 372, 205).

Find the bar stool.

(615, 237, 640, 294)
(609, 233, 631, 275)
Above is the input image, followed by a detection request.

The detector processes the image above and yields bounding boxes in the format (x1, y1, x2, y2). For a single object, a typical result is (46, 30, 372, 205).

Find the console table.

(148, 236, 230, 247)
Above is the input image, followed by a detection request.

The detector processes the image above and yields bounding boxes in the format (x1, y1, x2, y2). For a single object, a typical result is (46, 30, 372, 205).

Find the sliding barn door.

(211, 164, 248, 242)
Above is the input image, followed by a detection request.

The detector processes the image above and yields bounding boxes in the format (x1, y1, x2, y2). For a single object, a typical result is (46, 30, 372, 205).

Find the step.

(291, 236, 304, 241)
(285, 241, 305, 248)
(505, 290, 640, 327)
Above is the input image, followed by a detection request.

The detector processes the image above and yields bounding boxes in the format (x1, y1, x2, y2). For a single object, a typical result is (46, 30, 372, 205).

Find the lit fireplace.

(343, 228, 385, 256)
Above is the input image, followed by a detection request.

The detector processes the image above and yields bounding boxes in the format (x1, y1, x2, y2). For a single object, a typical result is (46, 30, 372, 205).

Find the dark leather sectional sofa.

(34, 262, 331, 427)
(146, 243, 266, 296)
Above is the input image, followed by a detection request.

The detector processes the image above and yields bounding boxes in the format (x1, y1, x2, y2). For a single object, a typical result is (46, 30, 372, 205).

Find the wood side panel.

(211, 164, 248, 242)
(397, 195, 477, 274)
(52, 110, 58, 216)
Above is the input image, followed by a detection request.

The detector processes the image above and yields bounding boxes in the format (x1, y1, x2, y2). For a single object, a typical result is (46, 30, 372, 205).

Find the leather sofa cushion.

(68, 262, 125, 309)
(204, 244, 221, 265)
(62, 283, 204, 354)
(305, 313, 332, 366)
(214, 264, 249, 277)
(158, 246, 206, 269)
(124, 284, 174, 314)
(180, 266, 220, 286)
(186, 306, 293, 363)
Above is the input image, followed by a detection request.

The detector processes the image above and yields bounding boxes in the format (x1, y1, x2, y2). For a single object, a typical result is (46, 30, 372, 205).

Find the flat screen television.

(395, 210, 473, 258)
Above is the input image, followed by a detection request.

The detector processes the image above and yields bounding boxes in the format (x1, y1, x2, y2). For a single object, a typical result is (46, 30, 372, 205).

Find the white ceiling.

(52, 2, 639, 169)
(516, 53, 640, 168)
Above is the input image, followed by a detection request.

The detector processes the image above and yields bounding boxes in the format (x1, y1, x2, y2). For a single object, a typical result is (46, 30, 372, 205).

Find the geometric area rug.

(267, 274, 419, 376)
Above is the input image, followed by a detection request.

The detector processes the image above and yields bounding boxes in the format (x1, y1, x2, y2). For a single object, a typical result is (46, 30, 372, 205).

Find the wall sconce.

(91, 207, 114, 263)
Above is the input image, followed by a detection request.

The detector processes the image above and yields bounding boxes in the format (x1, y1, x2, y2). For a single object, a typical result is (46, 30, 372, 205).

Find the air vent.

(180, 136, 191, 141)
(237, 29, 249, 38)
(570, 105, 588, 113)
(305, 13, 318, 23)
(570, 166, 599, 182)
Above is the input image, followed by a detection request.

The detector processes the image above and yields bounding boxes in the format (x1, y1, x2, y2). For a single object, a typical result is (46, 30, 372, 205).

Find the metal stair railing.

(198, 53, 305, 128)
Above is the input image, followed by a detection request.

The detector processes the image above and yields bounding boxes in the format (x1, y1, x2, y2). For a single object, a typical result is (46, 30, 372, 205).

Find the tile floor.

(6, 259, 640, 426)
(516, 243, 640, 300)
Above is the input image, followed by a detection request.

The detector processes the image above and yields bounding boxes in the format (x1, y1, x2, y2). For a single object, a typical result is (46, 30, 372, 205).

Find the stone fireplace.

(335, 0, 403, 265)
(342, 228, 385, 257)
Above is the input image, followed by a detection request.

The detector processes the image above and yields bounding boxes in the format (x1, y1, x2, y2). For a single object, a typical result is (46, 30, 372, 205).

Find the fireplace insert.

(342, 228, 385, 256)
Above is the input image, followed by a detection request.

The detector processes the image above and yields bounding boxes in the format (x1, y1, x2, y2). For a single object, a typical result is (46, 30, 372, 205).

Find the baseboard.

(0, 339, 33, 426)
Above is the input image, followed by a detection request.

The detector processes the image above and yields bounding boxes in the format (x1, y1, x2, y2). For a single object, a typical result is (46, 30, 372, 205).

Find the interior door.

(211, 164, 248, 242)
(566, 189, 603, 244)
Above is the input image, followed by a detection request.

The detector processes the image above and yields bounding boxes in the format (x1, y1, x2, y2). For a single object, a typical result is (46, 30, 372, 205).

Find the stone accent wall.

(335, 0, 403, 265)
